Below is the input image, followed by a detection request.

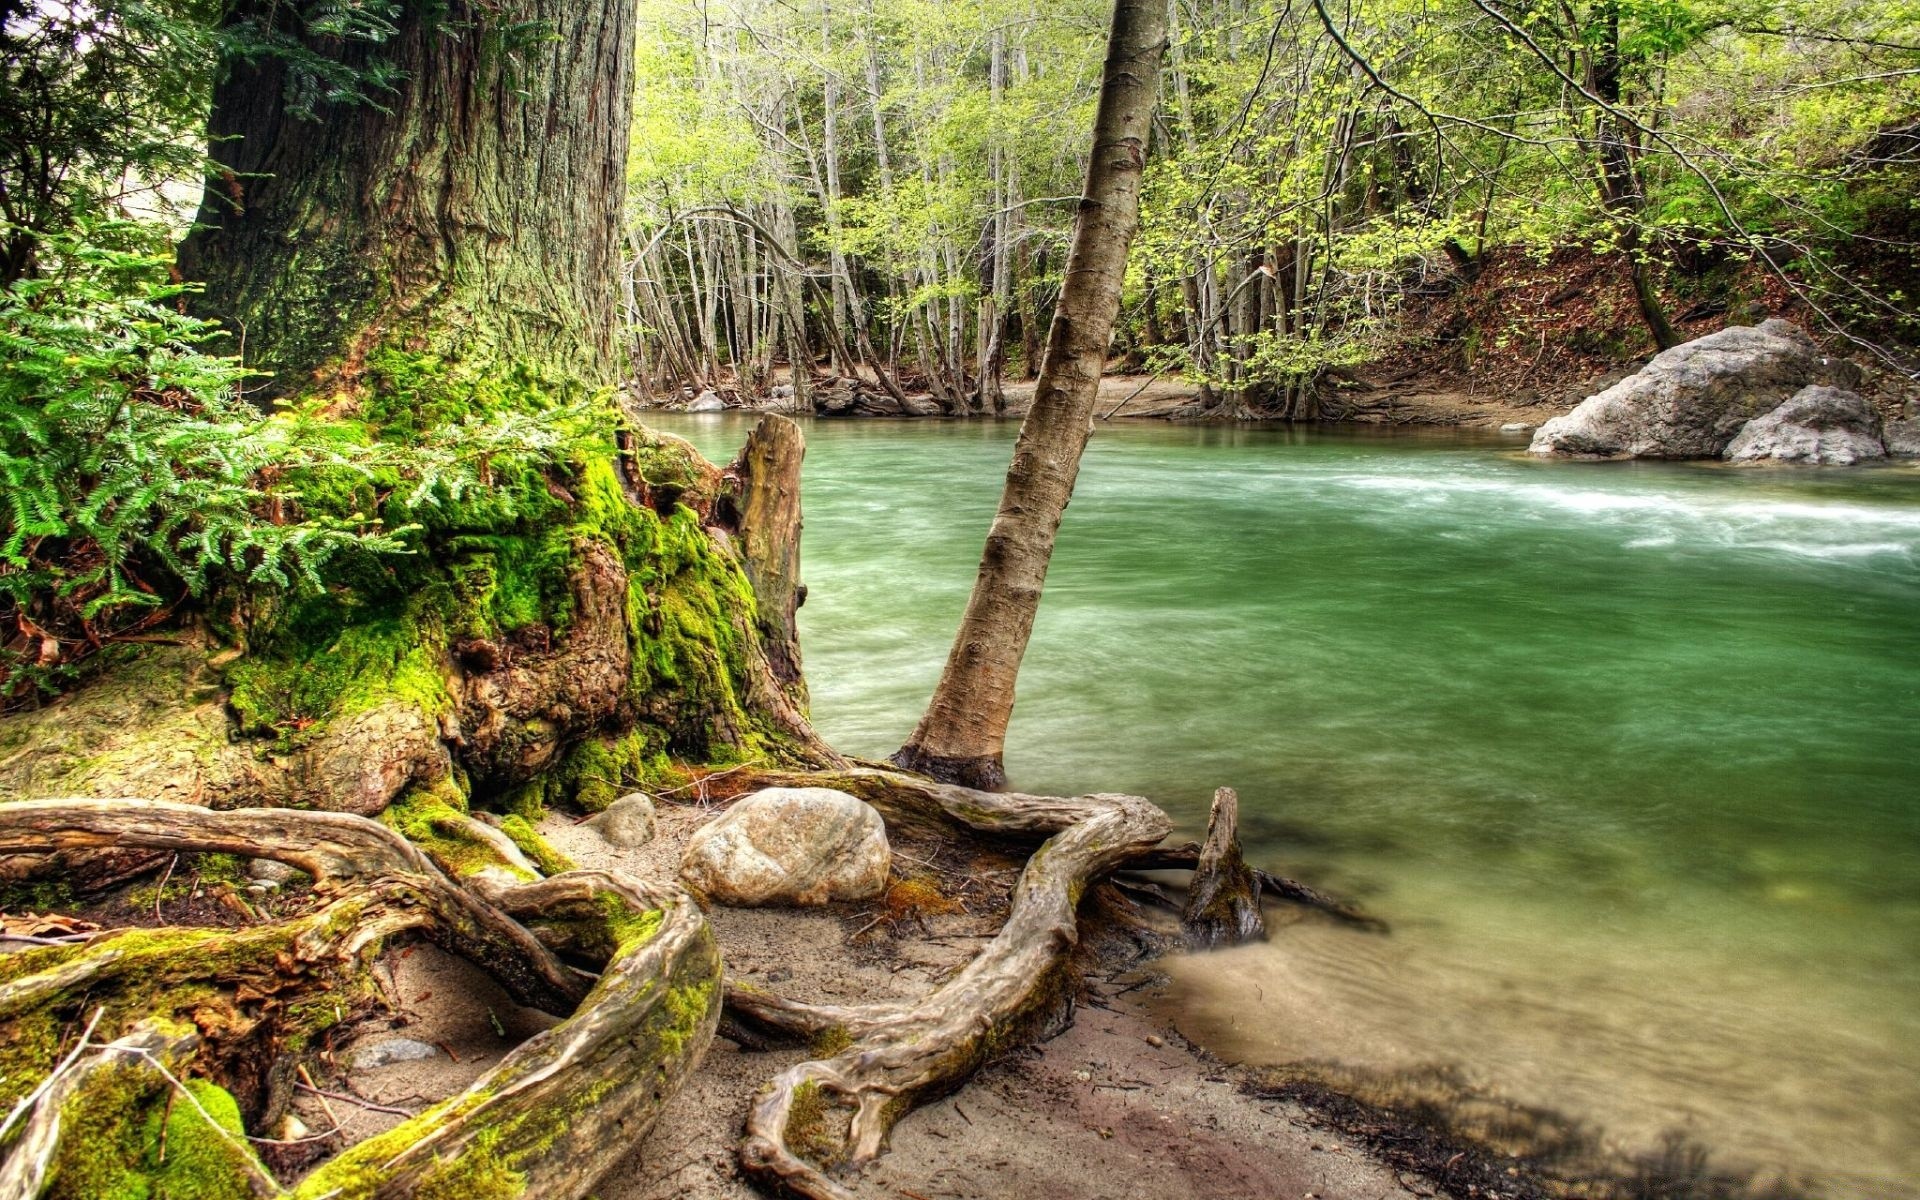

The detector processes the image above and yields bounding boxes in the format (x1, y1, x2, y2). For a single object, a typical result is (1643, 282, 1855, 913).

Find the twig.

(1098, 370, 1168, 420)
(296, 1079, 417, 1119)
(655, 759, 762, 800)
(153, 852, 179, 921)
(296, 1065, 342, 1127)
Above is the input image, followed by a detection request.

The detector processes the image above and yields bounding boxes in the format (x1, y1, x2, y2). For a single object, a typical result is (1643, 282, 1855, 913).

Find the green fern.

(0, 222, 589, 705)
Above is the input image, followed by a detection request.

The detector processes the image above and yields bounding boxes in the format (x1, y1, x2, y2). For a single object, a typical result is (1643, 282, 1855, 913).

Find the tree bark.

(177, 0, 637, 394)
(891, 0, 1166, 789)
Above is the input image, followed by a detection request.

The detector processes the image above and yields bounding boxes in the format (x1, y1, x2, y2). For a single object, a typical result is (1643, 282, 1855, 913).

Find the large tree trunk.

(891, 0, 1166, 789)
(178, 0, 636, 394)
(0, 1, 835, 1192)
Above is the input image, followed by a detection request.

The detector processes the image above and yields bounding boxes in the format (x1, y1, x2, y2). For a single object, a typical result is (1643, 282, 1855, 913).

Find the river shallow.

(648, 413, 1920, 1198)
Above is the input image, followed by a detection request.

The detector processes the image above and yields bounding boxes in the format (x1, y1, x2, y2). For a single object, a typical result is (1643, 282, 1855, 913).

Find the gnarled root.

(728, 786, 1170, 1200)
(0, 800, 721, 1200)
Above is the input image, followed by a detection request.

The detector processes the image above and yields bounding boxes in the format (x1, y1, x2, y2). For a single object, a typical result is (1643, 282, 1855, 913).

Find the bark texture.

(892, 0, 1167, 789)
(177, 0, 637, 393)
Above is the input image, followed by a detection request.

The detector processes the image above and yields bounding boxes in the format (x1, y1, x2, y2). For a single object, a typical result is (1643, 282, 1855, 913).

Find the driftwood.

(1129, 844, 1389, 933)
(0, 799, 720, 1200)
(1180, 786, 1265, 949)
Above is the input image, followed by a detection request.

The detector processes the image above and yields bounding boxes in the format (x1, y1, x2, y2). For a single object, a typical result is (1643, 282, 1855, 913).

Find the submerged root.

(0, 799, 721, 1200)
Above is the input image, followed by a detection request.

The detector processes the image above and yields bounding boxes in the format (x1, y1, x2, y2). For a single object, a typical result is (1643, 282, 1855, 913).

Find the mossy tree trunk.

(0, 0, 828, 1192)
(178, 0, 636, 396)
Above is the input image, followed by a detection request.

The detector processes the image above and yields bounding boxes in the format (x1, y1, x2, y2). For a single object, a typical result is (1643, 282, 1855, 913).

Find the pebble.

(1144, 1034, 1164, 1048)
(351, 1037, 444, 1070)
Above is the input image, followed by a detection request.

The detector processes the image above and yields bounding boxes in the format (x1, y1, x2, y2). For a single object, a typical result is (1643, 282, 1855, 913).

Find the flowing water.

(649, 413, 1920, 1198)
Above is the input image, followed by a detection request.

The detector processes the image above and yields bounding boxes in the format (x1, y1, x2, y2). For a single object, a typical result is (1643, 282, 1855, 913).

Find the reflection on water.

(651, 413, 1920, 1198)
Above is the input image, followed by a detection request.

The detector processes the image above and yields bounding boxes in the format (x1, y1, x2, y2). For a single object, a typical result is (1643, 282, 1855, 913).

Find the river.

(647, 412, 1920, 1198)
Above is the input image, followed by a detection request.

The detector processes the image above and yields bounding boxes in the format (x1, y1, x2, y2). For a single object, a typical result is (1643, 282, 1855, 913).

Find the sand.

(307, 796, 1432, 1200)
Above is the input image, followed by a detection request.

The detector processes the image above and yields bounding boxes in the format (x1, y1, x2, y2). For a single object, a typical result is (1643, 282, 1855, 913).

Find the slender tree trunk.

(891, 0, 1166, 789)
(178, 0, 634, 395)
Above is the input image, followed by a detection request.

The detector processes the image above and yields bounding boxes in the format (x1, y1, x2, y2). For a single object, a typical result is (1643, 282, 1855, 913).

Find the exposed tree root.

(726, 781, 1171, 1199)
(0, 800, 721, 1200)
(1128, 844, 1389, 933)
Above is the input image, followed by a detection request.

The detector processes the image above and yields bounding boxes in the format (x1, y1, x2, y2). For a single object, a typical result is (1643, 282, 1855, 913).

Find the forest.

(0, 0, 1916, 1198)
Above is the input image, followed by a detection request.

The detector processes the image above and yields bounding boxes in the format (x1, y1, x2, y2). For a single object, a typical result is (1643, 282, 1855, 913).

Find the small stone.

(246, 880, 280, 895)
(248, 857, 299, 885)
(586, 792, 657, 849)
(278, 1113, 311, 1141)
(351, 1037, 443, 1070)
(1073, 1070, 1092, 1082)
(1144, 1034, 1165, 1048)
(680, 787, 890, 907)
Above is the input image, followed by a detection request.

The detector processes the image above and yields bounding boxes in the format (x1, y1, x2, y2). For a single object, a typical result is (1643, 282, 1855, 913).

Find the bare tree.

(892, 0, 1168, 789)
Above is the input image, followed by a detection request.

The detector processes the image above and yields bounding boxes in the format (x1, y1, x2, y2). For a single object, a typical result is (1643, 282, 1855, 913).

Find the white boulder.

(679, 787, 889, 906)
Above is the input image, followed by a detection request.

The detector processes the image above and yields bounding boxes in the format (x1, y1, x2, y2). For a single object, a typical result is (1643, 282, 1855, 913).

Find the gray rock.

(898, 393, 943, 417)
(1499, 422, 1533, 433)
(586, 792, 657, 848)
(688, 390, 725, 412)
(351, 1037, 443, 1070)
(248, 857, 300, 885)
(1884, 418, 1920, 458)
(1725, 385, 1886, 465)
(770, 383, 795, 399)
(680, 786, 890, 906)
(1530, 320, 1860, 459)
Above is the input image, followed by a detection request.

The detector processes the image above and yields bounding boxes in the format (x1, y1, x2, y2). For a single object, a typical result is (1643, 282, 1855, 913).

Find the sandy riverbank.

(303, 795, 1435, 1200)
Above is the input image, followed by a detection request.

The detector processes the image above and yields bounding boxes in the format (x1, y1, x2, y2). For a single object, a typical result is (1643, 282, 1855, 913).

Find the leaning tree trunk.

(892, 0, 1167, 789)
(178, 0, 636, 394)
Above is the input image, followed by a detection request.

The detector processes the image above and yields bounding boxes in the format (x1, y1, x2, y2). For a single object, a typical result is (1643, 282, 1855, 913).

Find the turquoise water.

(650, 413, 1920, 1197)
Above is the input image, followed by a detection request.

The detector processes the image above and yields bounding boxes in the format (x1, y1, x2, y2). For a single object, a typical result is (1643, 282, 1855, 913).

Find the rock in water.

(680, 787, 889, 906)
(688, 390, 725, 412)
(1725, 385, 1887, 465)
(1529, 320, 1859, 459)
(586, 792, 657, 848)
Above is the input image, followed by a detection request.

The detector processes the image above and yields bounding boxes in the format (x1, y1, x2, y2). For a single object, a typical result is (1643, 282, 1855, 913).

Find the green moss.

(784, 1080, 848, 1169)
(0, 878, 75, 914)
(225, 598, 450, 750)
(498, 815, 574, 876)
(807, 1024, 853, 1058)
(0, 1007, 69, 1107)
(382, 785, 534, 882)
(148, 1079, 260, 1200)
(45, 1059, 162, 1200)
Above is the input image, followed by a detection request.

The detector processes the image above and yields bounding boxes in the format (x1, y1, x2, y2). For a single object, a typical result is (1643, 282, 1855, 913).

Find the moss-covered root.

(292, 875, 720, 1200)
(0, 798, 588, 1015)
(0, 879, 719, 1200)
(0, 1020, 272, 1200)
(732, 788, 1171, 1200)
